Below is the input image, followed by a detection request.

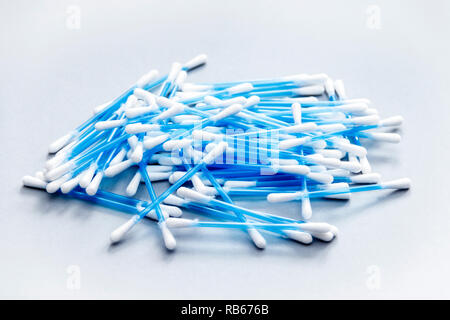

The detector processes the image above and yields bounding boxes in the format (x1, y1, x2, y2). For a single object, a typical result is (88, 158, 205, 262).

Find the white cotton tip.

(309, 165, 326, 172)
(144, 210, 158, 221)
(247, 228, 266, 249)
(46, 174, 70, 193)
(156, 96, 176, 108)
(95, 119, 126, 131)
(177, 187, 213, 203)
(307, 172, 334, 184)
(305, 140, 326, 149)
(183, 53, 208, 70)
(339, 160, 362, 173)
(125, 107, 155, 119)
(317, 149, 345, 159)
(173, 115, 201, 124)
(279, 165, 310, 176)
(325, 78, 335, 98)
(45, 152, 67, 170)
(136, 69, 159, 88)
(163, 194, 187, 207)
(327, 168, 350, 177)
(279, 137, 310, 150)
(301, 198, 312, 220)
(206, 96, 247, 107)
(192, 130, 221, 141)
(167, 62, 183, 82)
(181, 83, 212, 92)
(160, 204, 183, 218)
(22, 175, 47, 189)
(159, 222, 177, 250)
(146, 165, 173, 172)
(45, 160, 76, 181)
(223, 96, 248, 106)
(157, 156, 182, 166)
(60, 176, 80, 194)
(311, 231, 335, 242)
(224, 181, 257, 188)
(191, 174, 206, 192)
(291, 102, 302, 125)
(203, 142, 217, 153)
(290, 97, 319, 103)
(202, 142, 228, 164)
(143, 134, 170, 150)
(367, 132, 401, 143)
(306, 154, 341, 168)
(304, 73, 328, 84)
(379, 115, 404, 127)
(125, 123, 160, 134)
(200, 186, 219, 196)
(350, 173, 381, 184)
(146, 171, 172, 182)
(349, 115, 380, 126)
(227, 83, 254, 95)
(85, 172, 103, 196)
(125, 95, 138, 109)
(104, 159, 134, 178)
(154, 103, 185, 121)
(126, 171, 141, 196)
(110, 215, 139, 244)
(130, 142, 143, 163)
(332, 140, 367, 157)
(79, 163, 97, 188)
(337, 103, 368, 113)
(284, 230, 313, 244)
(93, 100, 113, 115)
(48, 131, 76, 154)
(317, 123, 347, 133)
(168, 171, 186, 184)
(284, 122, 317, 133)
(299, 222, 332, 234)
(128, 135, 138, 148)
(334, 80, 347, 99)
(35, 171, 46, 181)
(133, 88, 156, 105)
(329, 224, 339, 236)
(359, 156, 372, 174)
(175, 91, 206, 101)
(294, 85, 325, 96)
(165, 218, 196, 228)
(147, 209, 166, 220)
(363, 108, 378, 115)
(174, 70, 188, 87)
(136, 204, 169, 220)
(110, 148, 127, 166)
(283, 73, 309, 82)
(204, 95, 223, 106)
(321, 183, 351, 200)
(162, 138, 192, 151)
(210, 103, 244, 122)
(267, 192, 302, 203)
(381, 178, 411, 190)
(244, 95, 260, 108)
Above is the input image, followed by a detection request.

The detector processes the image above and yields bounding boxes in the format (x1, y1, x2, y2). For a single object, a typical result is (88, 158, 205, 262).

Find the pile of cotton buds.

(23, 54, 411, 250)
